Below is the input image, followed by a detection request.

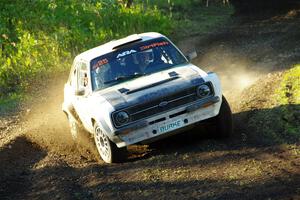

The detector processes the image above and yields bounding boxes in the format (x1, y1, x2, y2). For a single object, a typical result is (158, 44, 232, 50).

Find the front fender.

(89, 95, 119, 139)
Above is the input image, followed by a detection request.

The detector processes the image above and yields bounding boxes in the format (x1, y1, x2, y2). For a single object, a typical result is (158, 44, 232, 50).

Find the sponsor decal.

(116, 49, 137, 58)
(93, 58, 108, 70)
(140, 41, 169, 51)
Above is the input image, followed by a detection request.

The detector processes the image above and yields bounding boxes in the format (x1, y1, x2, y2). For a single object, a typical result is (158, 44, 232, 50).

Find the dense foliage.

(273, 64, 300, 142)
(277, 64, 300, 106)
(0, 0, 172, 97)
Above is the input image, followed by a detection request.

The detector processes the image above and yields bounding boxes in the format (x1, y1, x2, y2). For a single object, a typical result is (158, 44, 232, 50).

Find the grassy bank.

(275, 64, 300, 141)
(246, 64, 300, 145)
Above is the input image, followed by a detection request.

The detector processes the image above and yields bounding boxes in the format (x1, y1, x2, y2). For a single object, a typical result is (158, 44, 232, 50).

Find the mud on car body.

(62, 32, 232, 163)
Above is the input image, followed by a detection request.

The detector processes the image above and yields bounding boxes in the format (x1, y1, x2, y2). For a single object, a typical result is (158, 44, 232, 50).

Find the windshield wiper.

(104, 73, 145, 84)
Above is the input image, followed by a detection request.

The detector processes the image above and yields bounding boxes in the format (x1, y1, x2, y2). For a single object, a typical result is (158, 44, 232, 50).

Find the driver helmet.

(135, 49, 154, 67)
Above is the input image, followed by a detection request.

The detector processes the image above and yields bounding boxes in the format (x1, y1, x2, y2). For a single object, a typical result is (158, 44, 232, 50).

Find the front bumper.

(113, 96, 221, 147)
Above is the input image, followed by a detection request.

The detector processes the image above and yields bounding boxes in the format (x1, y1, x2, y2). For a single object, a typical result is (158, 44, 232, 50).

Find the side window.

(77, 62, 88, 88)
(91, 62, 111, 91)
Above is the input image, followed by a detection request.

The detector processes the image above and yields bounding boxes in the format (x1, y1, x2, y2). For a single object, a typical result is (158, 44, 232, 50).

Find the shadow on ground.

(0, 104, 299, 200)
(0, 136, 47, 199)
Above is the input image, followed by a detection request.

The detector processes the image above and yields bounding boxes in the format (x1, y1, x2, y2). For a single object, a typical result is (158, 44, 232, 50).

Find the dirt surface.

(1, 10, 300, 200)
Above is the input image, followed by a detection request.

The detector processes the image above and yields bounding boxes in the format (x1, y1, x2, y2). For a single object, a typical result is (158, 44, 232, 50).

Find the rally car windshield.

(90, 37, 187, 91)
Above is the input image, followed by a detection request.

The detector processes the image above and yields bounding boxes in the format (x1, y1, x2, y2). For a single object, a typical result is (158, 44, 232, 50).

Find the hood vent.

(118, 88, 130, 94)
(168, 71, 179, 77)
(118, 71, 180, 95)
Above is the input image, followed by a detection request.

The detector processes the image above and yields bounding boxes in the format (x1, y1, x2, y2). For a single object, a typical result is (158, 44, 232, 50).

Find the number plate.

(158, 119, 183, 134)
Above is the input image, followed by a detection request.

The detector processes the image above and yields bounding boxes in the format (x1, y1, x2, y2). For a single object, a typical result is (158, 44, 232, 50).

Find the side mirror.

(186, 51, 197, 61)
(75, 88, 85, 96)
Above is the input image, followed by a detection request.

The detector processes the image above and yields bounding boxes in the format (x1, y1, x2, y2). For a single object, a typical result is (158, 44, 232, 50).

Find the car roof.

(75, 32, 166, 63)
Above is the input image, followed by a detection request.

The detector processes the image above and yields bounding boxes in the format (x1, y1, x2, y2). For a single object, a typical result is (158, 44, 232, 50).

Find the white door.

(72, 61, 92, 129)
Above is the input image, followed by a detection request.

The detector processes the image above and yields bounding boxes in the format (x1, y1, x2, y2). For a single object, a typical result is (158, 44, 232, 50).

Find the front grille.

(129, 90, 198, 122)
(112, 82, 214, 128)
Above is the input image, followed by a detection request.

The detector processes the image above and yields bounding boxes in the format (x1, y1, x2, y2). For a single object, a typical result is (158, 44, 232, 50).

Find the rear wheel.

(94, 123, 126, 163)
(68, 115, 82, 141)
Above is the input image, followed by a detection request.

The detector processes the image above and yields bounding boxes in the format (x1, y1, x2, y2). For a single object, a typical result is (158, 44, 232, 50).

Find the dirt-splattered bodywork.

(62, 32, 222, 148)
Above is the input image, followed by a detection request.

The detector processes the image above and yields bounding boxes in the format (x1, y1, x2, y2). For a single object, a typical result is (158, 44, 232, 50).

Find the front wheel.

(214, 96, 233, 138)
(94, 123, 126, 163)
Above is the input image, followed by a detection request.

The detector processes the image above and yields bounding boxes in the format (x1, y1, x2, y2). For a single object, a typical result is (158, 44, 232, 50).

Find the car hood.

(93, 64, 207, 110)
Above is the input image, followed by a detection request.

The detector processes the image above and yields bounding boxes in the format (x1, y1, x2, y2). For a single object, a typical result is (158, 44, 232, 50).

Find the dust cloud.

(177, 37, 276, 105)
(193, 48, 271, 105)
(20, 74, 98, 160)
(202, 62, 262, 96)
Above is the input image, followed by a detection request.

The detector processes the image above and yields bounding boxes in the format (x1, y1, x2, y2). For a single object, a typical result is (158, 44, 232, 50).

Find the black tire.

(214, 96, 233, 138)
(94, 123, 126, 163)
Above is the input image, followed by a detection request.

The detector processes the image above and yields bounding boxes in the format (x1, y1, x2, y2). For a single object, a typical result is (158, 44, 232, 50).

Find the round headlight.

(197, 84, 211, 97)
(115, 111, 130, 125)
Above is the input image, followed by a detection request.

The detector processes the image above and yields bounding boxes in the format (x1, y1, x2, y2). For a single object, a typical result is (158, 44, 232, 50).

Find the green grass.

(275, 64, 300, 139)
(276, 64, 300, 105)
(247, 64, 300, 144)
(0, 0, 172, 98)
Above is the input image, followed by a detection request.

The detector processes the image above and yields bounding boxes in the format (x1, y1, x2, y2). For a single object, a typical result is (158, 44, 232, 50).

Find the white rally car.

(62, 32, 232, 163)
